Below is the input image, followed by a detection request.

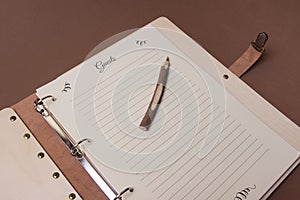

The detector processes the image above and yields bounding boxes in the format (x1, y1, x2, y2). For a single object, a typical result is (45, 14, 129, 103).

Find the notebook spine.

(34, 95, 133, 200)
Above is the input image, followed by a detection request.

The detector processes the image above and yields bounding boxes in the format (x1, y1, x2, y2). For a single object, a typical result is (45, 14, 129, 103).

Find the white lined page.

(36, 24, 299, 200)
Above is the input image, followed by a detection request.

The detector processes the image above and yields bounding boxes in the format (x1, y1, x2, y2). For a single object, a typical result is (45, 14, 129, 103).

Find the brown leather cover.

(1, 1, 299, 199)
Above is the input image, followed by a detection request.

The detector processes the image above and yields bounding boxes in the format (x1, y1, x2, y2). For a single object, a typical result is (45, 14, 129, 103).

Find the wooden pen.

(139, 57, 170, 131)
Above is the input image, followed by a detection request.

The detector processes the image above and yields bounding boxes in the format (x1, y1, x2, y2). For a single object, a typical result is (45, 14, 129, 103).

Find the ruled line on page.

(145, 122, 243, 191)
(156, 132, 253, 199)
(140, 118, 238, 184)
(216, 148, 269, 200)
(191, 143, 263, 200)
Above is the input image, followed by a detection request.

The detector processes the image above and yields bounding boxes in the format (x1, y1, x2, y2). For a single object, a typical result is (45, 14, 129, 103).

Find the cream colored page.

(37, 65, 81, 142)
(79, 50, 298, 200)
(36, 25, 299, 200)
(95, 91, 298, 200)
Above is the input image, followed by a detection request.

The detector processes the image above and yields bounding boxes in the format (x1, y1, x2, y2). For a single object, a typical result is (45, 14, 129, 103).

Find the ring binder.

(34, 95, 56, 116)
(33, 95, 118, 199)
(71, 138, 92, 159)
(114, 187, 134, 200)
(34, 95, 135, 199)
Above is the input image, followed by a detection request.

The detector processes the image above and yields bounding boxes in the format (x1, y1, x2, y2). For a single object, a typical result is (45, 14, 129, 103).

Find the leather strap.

(229, 32, 268, 77)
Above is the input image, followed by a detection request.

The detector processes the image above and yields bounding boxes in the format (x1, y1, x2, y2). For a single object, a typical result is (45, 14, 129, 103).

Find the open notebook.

(35, 17, 299, 200)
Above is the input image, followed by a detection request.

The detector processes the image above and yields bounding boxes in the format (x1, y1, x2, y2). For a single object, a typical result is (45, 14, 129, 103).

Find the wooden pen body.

(139, 58, 170, 130)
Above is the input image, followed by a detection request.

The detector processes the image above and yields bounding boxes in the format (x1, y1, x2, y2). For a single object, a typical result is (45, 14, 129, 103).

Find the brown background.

(1, 0, 299, 199)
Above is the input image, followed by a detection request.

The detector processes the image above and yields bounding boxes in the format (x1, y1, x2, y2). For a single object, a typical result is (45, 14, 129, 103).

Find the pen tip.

(139, 125, 148, 131)
(166, 57, 170, 62)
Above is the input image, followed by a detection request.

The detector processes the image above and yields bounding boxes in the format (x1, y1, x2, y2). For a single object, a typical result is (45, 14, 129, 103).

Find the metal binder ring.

(114, 187, 134, 200)
(34, 95, 56, 117)
(70, 138, 92, 158)
(34, 95, 56, 105)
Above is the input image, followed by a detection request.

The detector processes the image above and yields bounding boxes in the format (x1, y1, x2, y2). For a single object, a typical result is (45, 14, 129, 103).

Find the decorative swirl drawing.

(62, 82, 71, 92)
(234, 185, 256, 200)
(136, 40, 147, 46)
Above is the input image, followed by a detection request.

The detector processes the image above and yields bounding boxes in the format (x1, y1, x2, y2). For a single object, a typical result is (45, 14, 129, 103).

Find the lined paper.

(36, 24, 299, 200)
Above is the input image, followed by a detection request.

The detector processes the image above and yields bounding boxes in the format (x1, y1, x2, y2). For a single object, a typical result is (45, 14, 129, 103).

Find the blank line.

(172, 135, 254, 200)
(150, 124, 244, 196)
(141, 116, 235, 185)
(152, 111, 229, 195)
(190, 140, 260, 200)
(158, 129, 248, 199)
(147, 110, 227, 183)
(205, 143, 265, 199)
(217, 148, 269, 200)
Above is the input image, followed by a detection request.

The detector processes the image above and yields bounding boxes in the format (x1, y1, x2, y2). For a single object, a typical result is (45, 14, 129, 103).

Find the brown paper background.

(1, 0, 299, 199)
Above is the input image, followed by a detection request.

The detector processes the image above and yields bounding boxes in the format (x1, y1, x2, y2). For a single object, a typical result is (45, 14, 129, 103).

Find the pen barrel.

(139, 84, 165, 131)
(139, 58, 170, 131)
(157, 62, 170, 86)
